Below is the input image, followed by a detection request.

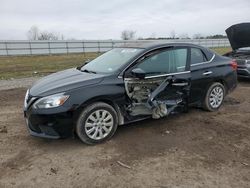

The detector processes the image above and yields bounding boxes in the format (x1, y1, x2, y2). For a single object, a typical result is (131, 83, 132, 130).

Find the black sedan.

(24, 43, 237, 144)
(224, 22, 250, 78)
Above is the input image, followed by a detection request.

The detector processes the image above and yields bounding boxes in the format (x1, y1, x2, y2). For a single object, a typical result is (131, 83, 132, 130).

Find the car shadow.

(237, 78, 250, 89)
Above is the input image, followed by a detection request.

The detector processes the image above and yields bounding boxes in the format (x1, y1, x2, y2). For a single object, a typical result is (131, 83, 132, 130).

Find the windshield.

(81, 48, 142, 74)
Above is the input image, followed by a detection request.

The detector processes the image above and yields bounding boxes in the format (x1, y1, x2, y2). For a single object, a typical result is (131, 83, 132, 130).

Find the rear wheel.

(203, 82, 225, 112)
(76, 102, 118, 145)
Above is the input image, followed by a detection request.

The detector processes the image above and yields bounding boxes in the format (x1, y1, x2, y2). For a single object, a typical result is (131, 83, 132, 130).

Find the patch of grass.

(211, 47, 231, 55)
(0, 53, 100, 80)
(0, 47, 232, 80)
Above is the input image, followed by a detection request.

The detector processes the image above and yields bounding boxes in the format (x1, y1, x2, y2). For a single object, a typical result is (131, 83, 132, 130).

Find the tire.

(76, 102, 118, 145)
(203, 82, 225, 112)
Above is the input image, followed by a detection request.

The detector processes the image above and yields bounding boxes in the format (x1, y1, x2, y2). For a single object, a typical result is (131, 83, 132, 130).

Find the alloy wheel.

(209, 86, 224, 108)
(84, 109, 114, 140)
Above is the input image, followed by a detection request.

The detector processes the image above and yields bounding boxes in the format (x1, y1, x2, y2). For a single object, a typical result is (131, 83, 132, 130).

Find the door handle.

(203, 71, 212, 76)
(172, 82, 188, 86)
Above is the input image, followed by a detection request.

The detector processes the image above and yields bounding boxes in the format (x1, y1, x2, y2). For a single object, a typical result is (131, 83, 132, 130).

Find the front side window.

(191, 48, 207, 65)
(136, 48, 187, 76)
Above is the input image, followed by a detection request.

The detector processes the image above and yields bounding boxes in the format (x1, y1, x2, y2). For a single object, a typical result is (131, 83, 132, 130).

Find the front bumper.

(23, 90, 77, 139)
(25, 118, 60, 139)
(24, 99, 75, 139)
(24, 111, 74, 139)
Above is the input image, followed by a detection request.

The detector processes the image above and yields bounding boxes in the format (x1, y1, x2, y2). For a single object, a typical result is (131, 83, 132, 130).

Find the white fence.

(0, 39, 230, 56)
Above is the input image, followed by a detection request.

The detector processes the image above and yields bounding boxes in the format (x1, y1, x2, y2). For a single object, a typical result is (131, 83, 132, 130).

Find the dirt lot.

(0, 81, 250, 188)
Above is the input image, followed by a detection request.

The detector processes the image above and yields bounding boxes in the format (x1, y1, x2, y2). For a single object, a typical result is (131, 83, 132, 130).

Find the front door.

(124, 46, 191, 118)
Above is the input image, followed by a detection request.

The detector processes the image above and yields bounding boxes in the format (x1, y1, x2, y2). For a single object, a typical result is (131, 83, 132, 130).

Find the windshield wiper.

(81, 69, 97, 74)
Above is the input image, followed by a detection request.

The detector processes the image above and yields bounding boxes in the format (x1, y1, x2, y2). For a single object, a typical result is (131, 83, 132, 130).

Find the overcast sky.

(1, 0, 250, 40)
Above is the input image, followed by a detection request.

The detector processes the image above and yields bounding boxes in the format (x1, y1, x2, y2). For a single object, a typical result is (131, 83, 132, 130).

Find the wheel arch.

(203, 81, 225, 111)
(213, 78, 228, 94)
(197, 79, 227, 108)
(73, 96, 124, 127)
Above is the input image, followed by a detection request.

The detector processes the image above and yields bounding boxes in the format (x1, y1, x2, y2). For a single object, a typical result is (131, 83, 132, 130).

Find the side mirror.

(131, 68, 146, 79)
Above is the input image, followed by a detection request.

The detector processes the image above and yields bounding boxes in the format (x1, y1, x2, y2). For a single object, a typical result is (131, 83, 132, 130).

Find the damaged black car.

(224, 22, 250, 78)
(24, 43, 237, 144)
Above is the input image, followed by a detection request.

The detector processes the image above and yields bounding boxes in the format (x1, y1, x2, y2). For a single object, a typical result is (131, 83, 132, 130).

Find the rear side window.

(136, 48, 187, 76)
(191, 48, 207, 65)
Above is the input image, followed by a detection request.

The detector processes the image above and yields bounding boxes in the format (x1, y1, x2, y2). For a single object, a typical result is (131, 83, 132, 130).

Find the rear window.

(191, 48, 207, 65)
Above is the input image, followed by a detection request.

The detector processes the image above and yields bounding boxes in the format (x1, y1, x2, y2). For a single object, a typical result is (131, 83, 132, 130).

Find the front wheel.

(76, 102, 118, 145)
(203, 82, 225, 112)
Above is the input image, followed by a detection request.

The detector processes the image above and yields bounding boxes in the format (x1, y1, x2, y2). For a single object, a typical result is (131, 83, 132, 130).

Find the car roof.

(116, 41, 215, 61)
(116, 42, 205, 50)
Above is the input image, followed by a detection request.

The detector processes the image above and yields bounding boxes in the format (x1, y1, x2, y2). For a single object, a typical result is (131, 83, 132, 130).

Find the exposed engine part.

(227, 52, 250, 59)
(127, 103, 152, 116)
(226, 52, 250, 65)
(125, 76, 185, 119)
(126, 99, 183, 119)
(151, 99, 183, 119)
(152, 103, 168, 119)
(125, 78, 162, 103)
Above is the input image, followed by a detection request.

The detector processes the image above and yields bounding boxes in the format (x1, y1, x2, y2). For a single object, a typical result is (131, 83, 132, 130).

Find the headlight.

(24, 89, 29, 108)
(33, 93, 69, 109)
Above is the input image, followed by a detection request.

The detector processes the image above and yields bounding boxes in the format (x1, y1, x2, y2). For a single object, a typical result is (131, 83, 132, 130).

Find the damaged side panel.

(124, 75, 190, 119)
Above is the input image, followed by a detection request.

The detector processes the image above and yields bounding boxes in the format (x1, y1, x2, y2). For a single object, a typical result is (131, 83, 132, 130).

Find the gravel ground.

(0, 79, 249, 188)
(0, 77, 39, 91)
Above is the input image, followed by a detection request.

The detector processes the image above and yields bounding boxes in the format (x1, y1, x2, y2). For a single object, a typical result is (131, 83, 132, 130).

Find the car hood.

(226, 23, 250, 50)
(30, 68, 105, 97)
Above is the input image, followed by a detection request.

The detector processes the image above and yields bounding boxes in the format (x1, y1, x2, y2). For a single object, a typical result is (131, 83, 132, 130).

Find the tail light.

(230, 59, 237, 70)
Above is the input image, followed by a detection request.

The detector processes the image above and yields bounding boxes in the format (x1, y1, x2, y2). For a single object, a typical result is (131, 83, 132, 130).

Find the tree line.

(27, 26, 65, 40)
(27, 26, 227, 41)
(120, 30, 227, 40)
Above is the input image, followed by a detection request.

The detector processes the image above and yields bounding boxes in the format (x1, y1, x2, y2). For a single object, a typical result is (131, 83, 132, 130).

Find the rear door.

(189, 47, 214, 104)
